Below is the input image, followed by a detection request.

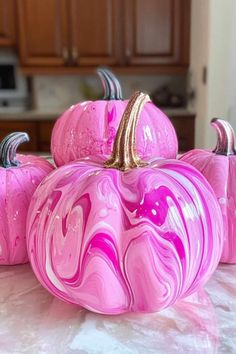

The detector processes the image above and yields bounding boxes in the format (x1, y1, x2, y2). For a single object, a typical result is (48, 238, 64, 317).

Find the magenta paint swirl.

(0, 154, 54, 265)
(27, 157, 223, 314)
(51, 100, 178, 167)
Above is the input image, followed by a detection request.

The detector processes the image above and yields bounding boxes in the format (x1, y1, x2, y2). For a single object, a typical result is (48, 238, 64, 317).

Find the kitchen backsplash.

(33, 74, 187, 112)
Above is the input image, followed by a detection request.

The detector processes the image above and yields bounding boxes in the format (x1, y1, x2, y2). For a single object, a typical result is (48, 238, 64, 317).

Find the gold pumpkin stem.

(104, 91, 150, 171)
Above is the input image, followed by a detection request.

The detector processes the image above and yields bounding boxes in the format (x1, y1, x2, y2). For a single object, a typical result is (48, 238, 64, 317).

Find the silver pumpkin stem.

(97, 67, 123, 100)
(0, 132, 29, 168)
(211, 118, 236, 155)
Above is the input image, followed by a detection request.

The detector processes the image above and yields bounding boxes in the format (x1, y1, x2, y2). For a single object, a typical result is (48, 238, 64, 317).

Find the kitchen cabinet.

(124, 0, 190, 66)
(16, 0, 190, 74)
(70, 0, 121, 66)
(38, 121, 54, 151)
(0, 120, 54, 152)
(17, 0, 122, 68)
(0, 121, 37, 151)
(0, 0, 16, 47)
(17, 0, 69, 66)
(170, 114, 195, 152)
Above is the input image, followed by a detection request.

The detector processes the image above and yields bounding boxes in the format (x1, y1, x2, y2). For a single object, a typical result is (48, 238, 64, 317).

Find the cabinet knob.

(62, 47, 69, 64)
(72, 47, 79, 64)
(125, 49, 131, 63)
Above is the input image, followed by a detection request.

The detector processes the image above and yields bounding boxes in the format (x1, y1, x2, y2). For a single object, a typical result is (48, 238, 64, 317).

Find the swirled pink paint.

(27, 157, 223, 314)
(181, 150, 236, 263)
(0, 154, 54, 265)
(180, 118, 236, 263)
(51, 100, 178, 167)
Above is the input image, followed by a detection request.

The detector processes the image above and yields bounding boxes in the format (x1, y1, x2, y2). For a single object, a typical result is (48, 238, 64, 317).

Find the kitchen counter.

(0, 263, 235, 354)
(0, 107, 195, 121)
(0, 110, 60, 121)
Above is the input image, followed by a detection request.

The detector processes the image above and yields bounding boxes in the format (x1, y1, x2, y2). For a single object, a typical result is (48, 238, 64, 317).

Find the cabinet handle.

(125, 49, 131, 63)
(72, 47, 79, 64)
(62, 47, 69, 64)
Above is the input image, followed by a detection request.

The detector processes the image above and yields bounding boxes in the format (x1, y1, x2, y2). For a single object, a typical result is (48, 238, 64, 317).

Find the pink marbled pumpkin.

(27, 93, 223, 314)
(0, 132, 54, 265)
(51, 68, 178, 166)
(181, 118, 236, 263)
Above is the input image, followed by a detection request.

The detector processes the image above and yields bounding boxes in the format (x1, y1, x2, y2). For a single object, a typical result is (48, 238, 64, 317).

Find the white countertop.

(0, 263, 235, 354)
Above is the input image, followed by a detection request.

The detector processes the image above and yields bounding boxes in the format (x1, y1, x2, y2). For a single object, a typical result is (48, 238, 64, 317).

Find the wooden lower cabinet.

(0, 121, 37, 151)
(0, 120, 54, 152)
(169, 115, 195, 152)
(38, 121, 54, 151)
(0, 115, 195, 153)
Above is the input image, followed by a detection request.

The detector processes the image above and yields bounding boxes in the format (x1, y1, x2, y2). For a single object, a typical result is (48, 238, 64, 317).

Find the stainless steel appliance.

(0, 50, 28, 112)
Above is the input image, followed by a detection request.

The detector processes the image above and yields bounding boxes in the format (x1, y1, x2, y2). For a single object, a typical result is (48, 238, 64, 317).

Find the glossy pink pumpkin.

(0, 132, 54, 265)
(181, 118, 236, 263)
(51, 68, 178, 167)
(27, 93, 223, 314)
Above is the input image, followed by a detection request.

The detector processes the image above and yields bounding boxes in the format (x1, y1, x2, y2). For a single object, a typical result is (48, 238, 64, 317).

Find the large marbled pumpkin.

(27, 93, 223, 314)
(51, 68, 178, 166)
(181, 118, 236, 263)
(0, 132, 54, 265)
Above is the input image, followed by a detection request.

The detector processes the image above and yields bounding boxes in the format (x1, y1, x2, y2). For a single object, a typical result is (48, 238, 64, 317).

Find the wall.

(33, 74, 186, 112)
(188, 0, 210, 148)
(207, 0, 236, 147)
(190, 0, 236, 149)
(225, 0, 236, 132)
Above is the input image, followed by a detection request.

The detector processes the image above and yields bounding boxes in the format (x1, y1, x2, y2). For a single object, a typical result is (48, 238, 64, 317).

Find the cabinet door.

(17, 0, 69, 66)
(0, 0, 16, 46)
(0, 121, 37, 151)
(38, 121, 54, 152)
(124, 0, 190, 66)
(70, 0, 121, 66)
(170, 115, 195, 152)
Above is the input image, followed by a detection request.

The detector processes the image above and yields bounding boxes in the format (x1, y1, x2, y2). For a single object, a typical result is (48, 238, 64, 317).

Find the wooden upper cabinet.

(16, 0, 191, 71)
(17, 0, 69, 66)
(70, 0, 121, 66)
(0, 0, 16, 46)
(124, 0, 190, 66)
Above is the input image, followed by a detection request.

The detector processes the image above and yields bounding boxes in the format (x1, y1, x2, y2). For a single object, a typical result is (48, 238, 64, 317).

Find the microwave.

(0, 50, 28, 112)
